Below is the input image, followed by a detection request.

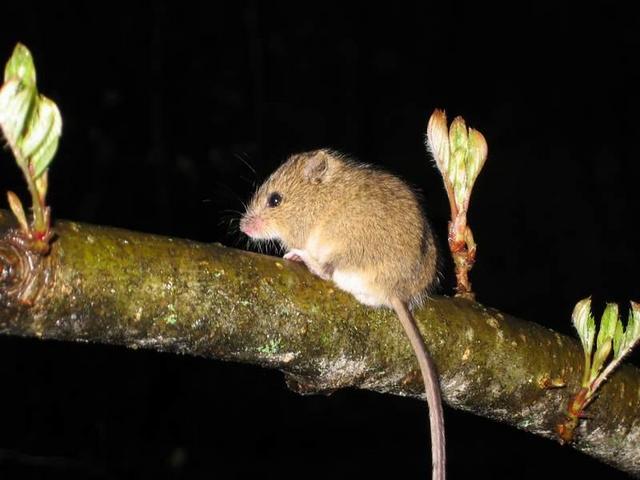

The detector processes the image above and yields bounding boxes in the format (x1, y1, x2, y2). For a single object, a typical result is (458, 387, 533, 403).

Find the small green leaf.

(449, 116, 468, 193)
(449, 116, 468, 152)
(466, 128, 488, 186)
(0, 79, 36, 157)
(613, 314, 625, 359)
(23, 95, 62, 178)
(620, 302, 640, 357)
(572, 297, 595, 356)
(0, 43, 60, 243)
(4, 43, 36, 87)
(427, 109, 450, 175)
(453, 154, 468, 208)
(597, 303, 618, 350)
(590, 337, 612, 382)
(0, 44, 61, 176)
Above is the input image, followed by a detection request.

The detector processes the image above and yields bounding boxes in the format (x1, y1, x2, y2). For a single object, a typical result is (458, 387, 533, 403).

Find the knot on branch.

(0, 228, 53, 305)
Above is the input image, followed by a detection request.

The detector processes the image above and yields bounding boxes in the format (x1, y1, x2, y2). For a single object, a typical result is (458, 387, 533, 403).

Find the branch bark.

(0, 210, 639, 476)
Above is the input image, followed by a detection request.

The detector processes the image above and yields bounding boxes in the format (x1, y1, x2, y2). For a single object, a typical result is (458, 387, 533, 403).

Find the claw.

(284, 251, 304, 263)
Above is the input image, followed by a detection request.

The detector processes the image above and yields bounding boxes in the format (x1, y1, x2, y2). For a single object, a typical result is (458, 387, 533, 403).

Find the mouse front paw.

(283, 250, 305, 263)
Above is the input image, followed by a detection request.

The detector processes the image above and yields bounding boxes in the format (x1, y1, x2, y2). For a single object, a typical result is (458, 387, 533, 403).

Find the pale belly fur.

(331, 270, 385, 307)
(304, 233, 386, 307)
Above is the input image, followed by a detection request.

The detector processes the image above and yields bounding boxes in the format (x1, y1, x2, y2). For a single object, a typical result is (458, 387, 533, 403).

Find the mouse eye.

(267, 192, 283, 208)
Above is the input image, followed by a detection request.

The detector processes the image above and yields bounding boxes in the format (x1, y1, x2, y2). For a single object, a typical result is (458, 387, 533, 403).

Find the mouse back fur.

(240, 149, 438, 306)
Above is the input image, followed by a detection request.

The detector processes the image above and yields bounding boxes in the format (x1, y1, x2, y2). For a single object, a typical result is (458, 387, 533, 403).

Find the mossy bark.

(0, 210, 639, 476)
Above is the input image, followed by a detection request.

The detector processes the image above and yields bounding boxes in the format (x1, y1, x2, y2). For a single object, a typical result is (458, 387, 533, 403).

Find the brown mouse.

(240, 149, 445, 480)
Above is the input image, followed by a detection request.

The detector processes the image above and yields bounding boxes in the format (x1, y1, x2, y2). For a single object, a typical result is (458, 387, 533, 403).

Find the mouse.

(240, 149, 445, 480)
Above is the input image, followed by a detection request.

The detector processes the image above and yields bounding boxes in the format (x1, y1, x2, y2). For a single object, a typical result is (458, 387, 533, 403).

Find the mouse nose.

(240, 214, 263, 237)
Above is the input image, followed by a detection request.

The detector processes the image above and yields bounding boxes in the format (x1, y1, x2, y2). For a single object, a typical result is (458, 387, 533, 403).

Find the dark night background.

(1, 2, 639, 479)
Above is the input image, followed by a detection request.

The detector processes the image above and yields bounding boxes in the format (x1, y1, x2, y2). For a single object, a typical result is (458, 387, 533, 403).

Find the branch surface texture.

(0, 211, 638, 476)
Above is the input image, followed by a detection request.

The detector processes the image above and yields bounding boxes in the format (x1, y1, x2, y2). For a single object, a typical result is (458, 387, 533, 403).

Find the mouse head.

(240, 149, 341, 247)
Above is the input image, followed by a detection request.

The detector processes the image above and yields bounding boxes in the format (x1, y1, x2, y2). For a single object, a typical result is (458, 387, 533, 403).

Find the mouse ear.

(303, 150, 332, 184)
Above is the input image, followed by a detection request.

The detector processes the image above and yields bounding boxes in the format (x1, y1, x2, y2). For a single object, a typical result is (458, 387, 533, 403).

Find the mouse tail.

(390, 298, 446, 480)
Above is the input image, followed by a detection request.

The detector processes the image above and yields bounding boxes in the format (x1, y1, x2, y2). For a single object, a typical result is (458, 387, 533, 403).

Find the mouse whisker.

(234, 153, 257, 177)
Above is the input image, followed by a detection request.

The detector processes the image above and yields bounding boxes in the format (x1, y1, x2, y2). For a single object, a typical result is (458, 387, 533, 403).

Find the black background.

(1, 2, 639, 479)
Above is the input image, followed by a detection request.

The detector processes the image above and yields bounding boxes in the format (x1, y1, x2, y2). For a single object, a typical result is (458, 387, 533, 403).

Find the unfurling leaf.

(597, 303, 619, 350)
(427, 108, 488, 299)
(617, 302, 640, 360)
(449, 116, 468, 157)
(613, 313, 625, 359)
(24, 96, 62, 178)
(0, 79, 35, 159)
(561, 299, 640, 444)
(467, 128, 488, 186)
(4, 43, 36, 86)
(0, 43, 61, 245)
(572, 297, 595, 356)
(0, 44, 62, 175)
(590, 338, 612, 383)
(449, 116, 469, 205)
(426, 109, 450, 174)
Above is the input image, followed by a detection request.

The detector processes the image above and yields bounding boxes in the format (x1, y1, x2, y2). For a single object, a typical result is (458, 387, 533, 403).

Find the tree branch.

(0, 210, 638, 476)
